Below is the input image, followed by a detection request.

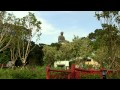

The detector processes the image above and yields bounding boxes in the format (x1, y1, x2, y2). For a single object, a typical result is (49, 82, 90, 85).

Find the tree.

(27, 41, 44, 66)
(95, 11, 120, 69)
(14, 12, 42, 66)
(0, 11, 14, 52)
(54, 42, 73, 61)
(43, 45, 57, 65)
(0, 49, 10, 64)
(72, 36, 93, 58)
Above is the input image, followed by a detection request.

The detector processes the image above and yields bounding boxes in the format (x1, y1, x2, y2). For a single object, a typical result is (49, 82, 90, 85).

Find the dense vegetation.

(43, 11, 120, 71)
(0, 11, 43, 66)
(0, 66, 46, 79)
(0, 11, 120, 79)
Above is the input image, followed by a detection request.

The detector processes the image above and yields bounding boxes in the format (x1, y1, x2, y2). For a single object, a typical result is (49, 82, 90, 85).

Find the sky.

(7, 11, 102, 45)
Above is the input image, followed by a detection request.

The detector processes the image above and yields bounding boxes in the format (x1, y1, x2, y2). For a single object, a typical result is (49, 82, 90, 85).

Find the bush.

(80, 74, 101, 79)
(11, 70, 37, 79)
(0, 65, 46, 79)
(0, 69, 11, 79)
(107, 72, 120, 79)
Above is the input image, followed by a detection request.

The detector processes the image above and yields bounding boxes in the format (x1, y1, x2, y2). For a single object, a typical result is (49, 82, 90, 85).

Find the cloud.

(39, 17, 60, 35)
(31, 17, 61, 44)
(35, 17, 61, 44)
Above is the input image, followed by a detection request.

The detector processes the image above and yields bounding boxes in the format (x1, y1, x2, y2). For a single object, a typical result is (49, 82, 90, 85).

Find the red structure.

(0, 64, 7, 68)
(46, 64, 113, 79)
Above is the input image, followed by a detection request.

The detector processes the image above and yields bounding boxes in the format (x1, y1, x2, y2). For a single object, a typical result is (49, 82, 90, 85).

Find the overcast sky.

(7, 11, 102, 45)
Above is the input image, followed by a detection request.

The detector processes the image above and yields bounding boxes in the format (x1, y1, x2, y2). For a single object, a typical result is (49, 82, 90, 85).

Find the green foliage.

(51, 43, 61, 50)
(27, 42, 44, 66)
(0, 11, 42, 66)
(0, 11, 14, 52)
(43, 45, 57, 65)
(11, 69, 37, 79)
(0, 65, 46, 79)
(0, 65, 119, 79)
(82, 64, 94, 69)
(55, 43, 73, 60)
(107, 72, 120, 79)
(43, 36, 93, 67)
(0, 50, 10, 64)
(87, 11, 120, 69)
(0, 69, 13, 79)
(80, 74, 101, 79)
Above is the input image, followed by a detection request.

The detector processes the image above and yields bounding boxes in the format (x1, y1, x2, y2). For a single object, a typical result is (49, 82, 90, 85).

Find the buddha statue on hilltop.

(58, 32, 65, 44)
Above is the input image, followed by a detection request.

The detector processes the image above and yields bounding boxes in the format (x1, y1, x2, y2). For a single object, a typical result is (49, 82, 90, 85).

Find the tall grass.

(0, 65, 46, 79)
(0, 65, 120, 79)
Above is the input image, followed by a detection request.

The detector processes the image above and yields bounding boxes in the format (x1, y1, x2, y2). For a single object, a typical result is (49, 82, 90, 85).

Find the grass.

(0, 65, 46, 79)
(0, 65, 120, 79)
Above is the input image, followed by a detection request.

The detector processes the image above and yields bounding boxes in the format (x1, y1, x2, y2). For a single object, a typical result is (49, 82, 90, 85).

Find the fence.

(46, 64, 113, 79)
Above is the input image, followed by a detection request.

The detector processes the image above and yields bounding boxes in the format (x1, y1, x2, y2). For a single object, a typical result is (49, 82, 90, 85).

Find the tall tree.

(95, 11, 120, 69)
(43, 45, 57, 65)
(0, 11, 14, 52)
(15, 12, 42, 66)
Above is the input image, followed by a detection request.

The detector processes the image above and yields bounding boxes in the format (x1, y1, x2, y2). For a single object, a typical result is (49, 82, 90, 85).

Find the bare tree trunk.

(0, 36, 12, 52)
(10, 47, 18, 67)
(18, 37, 37, 67)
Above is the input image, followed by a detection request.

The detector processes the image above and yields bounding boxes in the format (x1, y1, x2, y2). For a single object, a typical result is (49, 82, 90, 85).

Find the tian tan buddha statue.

(58, 32, 65, 44)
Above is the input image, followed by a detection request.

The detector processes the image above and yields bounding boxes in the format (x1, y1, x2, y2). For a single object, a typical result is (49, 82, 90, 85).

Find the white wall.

(54, 61, 69, 68)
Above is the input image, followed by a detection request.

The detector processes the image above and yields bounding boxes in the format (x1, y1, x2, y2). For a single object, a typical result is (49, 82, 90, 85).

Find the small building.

(54, 61, 70, 69)
(54, 57, 100, 69)
(85, 58, 100, 69)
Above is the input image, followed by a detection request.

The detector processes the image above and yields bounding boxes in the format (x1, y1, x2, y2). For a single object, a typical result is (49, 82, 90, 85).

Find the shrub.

(0, 65, 46, 79)
(11, 69, 37, 79)
(80, 74, 101, 79)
